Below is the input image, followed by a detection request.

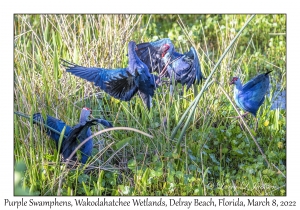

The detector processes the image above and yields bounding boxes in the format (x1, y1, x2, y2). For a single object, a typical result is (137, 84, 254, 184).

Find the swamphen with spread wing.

(33, 107, 113, 164)
(230, 71, 272, 117)
(136, 38, 205, 90)
(62, 41, 157, 110)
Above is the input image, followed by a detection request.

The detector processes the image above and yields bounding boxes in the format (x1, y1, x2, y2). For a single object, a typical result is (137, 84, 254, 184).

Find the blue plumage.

(62, 41, 156, 110)
(136, 38, 205, 90)
(33, 107, 113, 164)
(230, 71, 272, 116)
(33, 113, 72, 147)
(135, 38, 173, 74)
(96, 119, 113, 128)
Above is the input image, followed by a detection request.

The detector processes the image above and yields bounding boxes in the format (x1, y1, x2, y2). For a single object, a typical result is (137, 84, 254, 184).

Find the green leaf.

(114, 137, 131, 150)
(127, 159, 137, 170)
(209, 154, 220, 164)
(78, 174, 89, 183)
(233, 149, 244, 155)
(175, 171, 184, 178)
(237, 133, 243, 139)
(118, 185, 131, 195)
(142, 168, 150, 185)
(189, 164, 197, 171)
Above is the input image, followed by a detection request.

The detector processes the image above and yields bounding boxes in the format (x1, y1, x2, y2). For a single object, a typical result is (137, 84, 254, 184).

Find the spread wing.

(62, 59, 138, 101)
(169, 47, 204, 90)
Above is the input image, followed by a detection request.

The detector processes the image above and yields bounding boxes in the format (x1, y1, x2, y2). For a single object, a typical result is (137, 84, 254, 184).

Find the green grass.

(14, 14, 286, 196)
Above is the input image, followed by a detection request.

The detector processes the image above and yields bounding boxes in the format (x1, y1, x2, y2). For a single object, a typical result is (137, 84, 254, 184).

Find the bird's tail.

(32, 113, 45, 125)
(98, 119, 113, 128)
(138, 91, 152, 111)
(265, 70, 273, 75)
(60, 59, 78, 69)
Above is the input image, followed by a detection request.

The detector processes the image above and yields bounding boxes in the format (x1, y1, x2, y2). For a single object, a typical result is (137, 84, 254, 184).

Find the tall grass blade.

(172, 15, 256, 149)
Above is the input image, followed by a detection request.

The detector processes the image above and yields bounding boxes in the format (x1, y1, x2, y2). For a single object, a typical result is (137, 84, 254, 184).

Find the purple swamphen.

(62, 41, 157, 110)
(230, 71, 272, 117)
(136, 38, 205, 90)
(33, 107, 113, 164)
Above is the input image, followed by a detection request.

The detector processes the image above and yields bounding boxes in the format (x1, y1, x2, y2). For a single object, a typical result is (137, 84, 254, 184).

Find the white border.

(2, 0, 299, 209)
